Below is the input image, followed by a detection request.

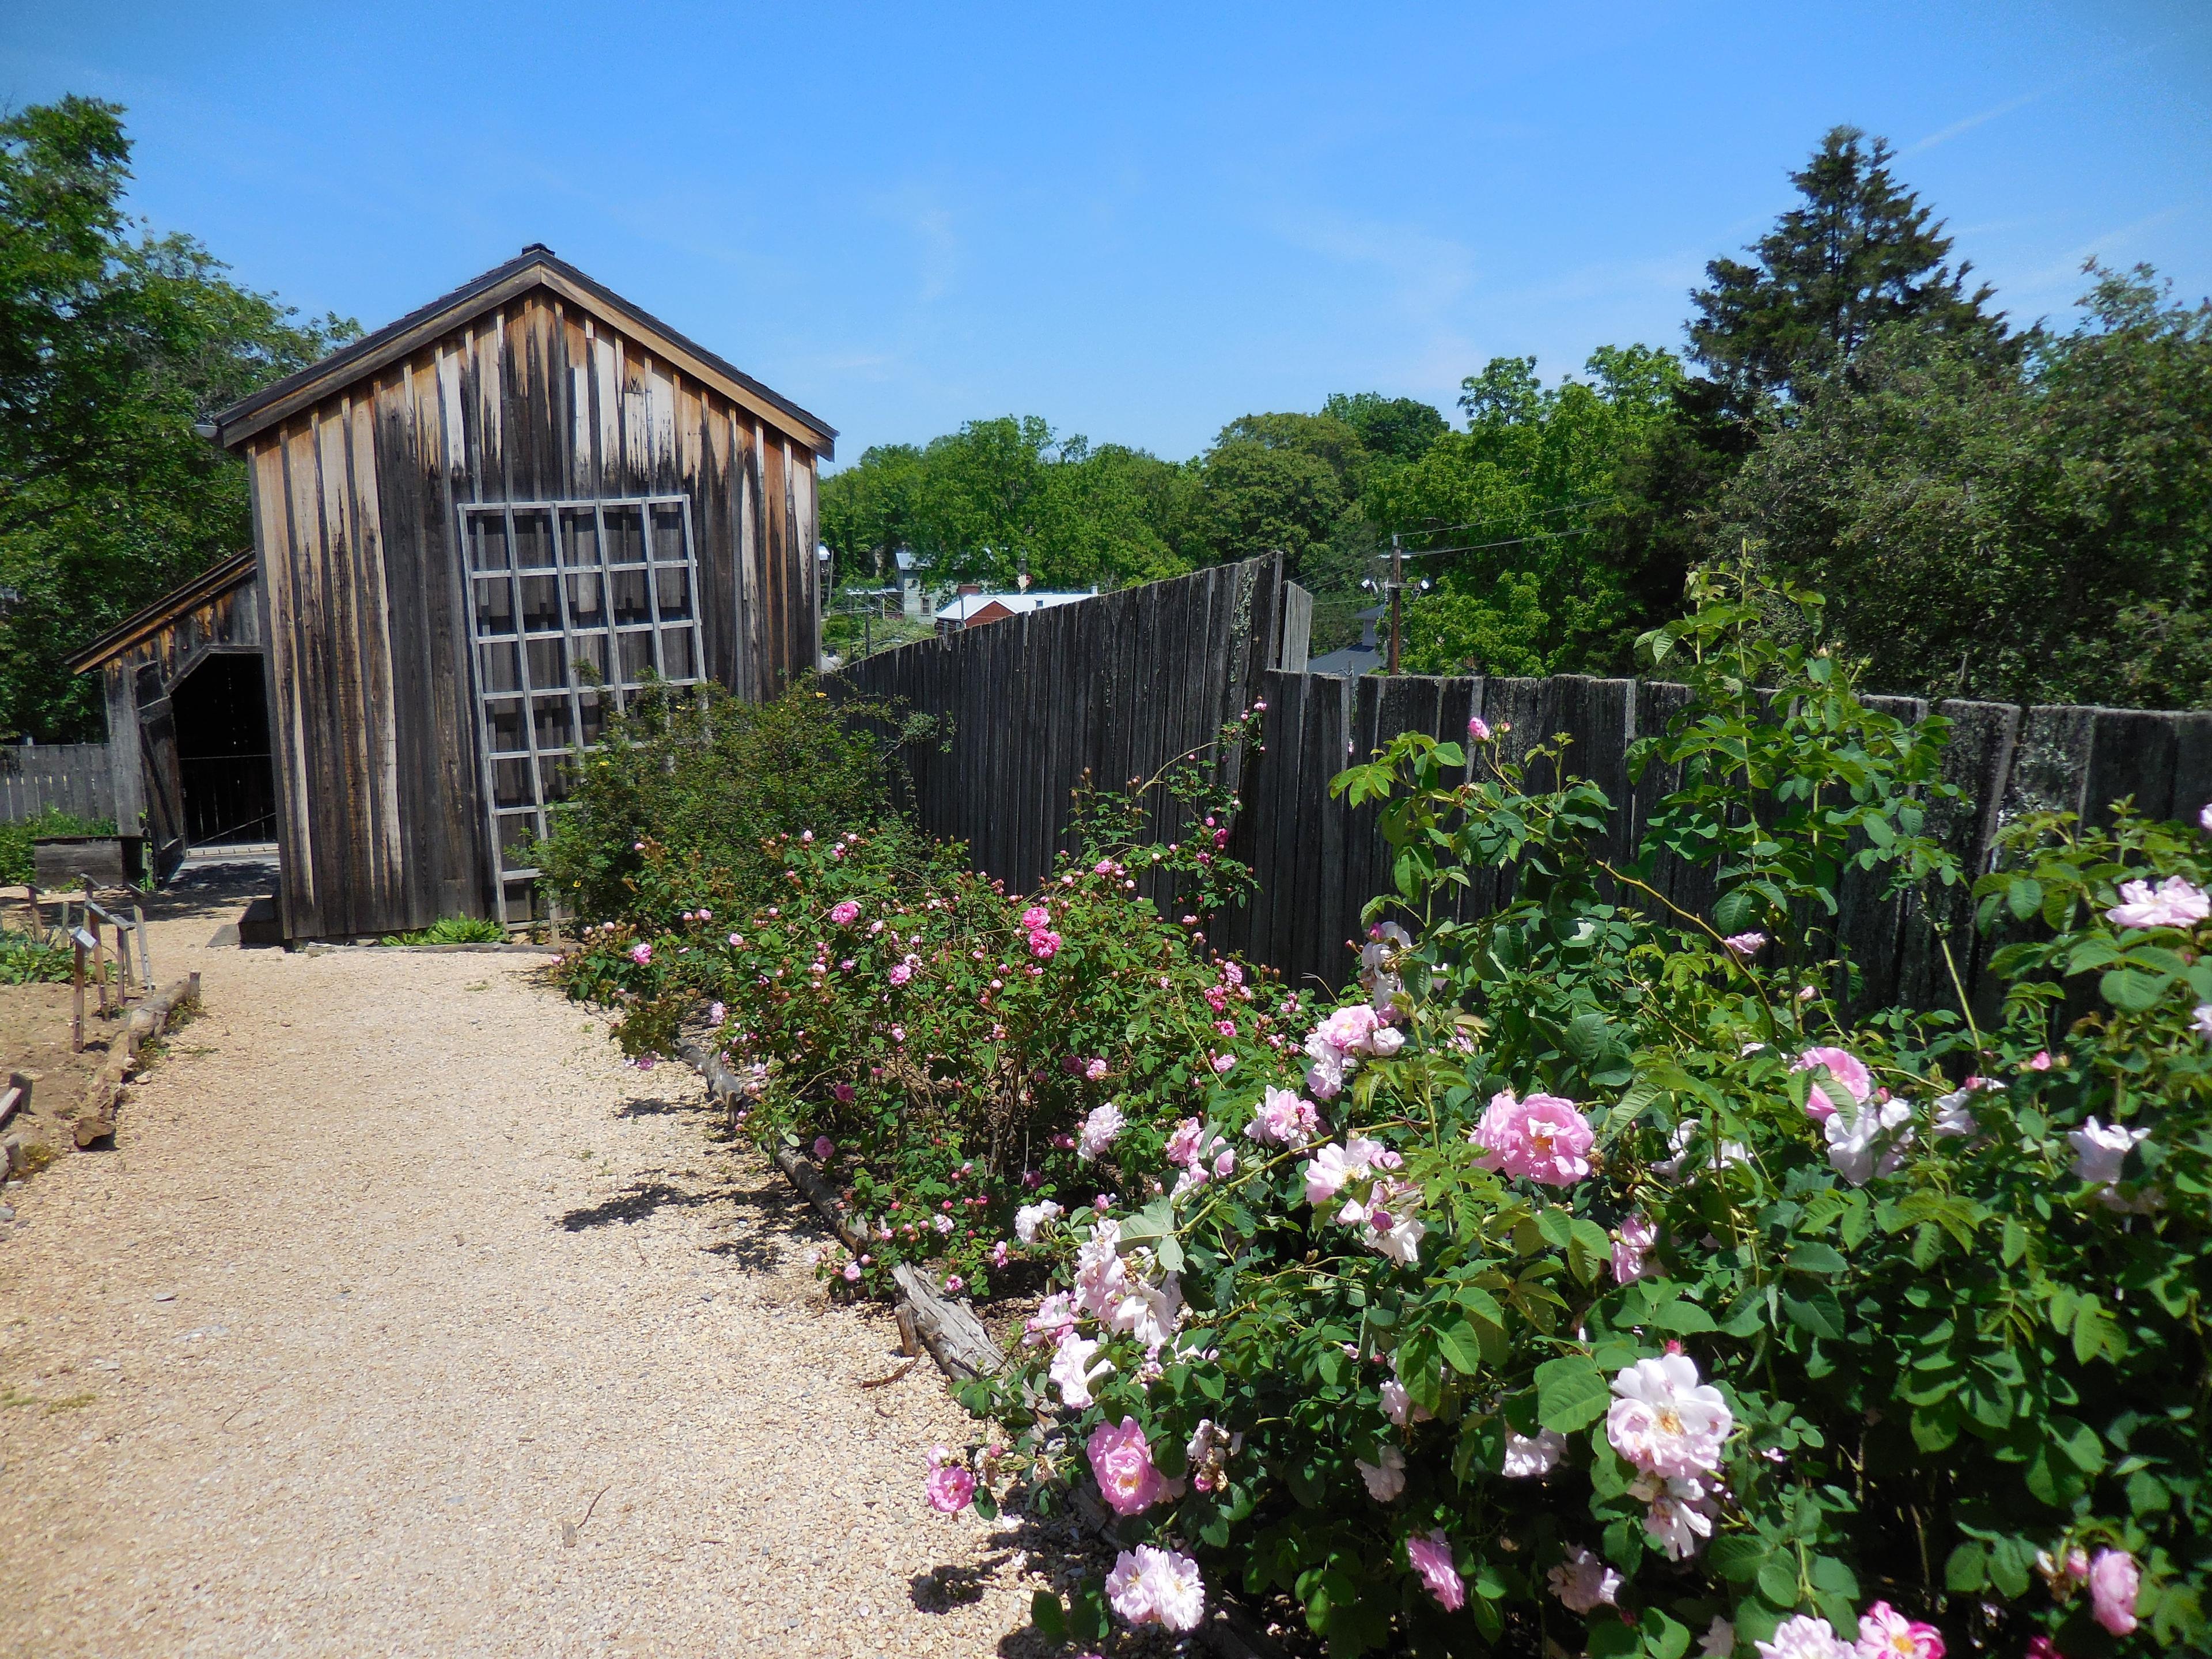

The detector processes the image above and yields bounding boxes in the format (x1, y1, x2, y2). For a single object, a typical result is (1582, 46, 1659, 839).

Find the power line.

(1387, 496, 1618, 540)
(1384, 524, 1601, 560)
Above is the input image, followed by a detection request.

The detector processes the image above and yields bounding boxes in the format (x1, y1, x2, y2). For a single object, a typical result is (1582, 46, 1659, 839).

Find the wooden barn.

(68, 550, 274, 874)
(204, 245, 836, 940)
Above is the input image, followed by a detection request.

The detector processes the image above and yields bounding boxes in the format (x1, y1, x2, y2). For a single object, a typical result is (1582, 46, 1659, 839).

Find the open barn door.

(132, 664, 187, 879)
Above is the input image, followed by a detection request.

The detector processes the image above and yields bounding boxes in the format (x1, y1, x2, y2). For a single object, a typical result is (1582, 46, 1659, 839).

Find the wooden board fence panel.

(0, 745, 115, 824)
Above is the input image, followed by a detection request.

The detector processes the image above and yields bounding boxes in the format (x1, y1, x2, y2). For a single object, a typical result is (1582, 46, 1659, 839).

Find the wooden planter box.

(31, 835, 145, 890)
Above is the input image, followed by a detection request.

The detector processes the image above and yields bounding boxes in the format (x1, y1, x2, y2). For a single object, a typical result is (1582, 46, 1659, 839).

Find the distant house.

(934, 586, 1096, 635)
(1307, 602, 1386, 677)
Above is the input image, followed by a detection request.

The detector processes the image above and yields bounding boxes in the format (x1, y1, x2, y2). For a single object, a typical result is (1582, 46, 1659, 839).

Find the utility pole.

(1386, 533, 1403, 676)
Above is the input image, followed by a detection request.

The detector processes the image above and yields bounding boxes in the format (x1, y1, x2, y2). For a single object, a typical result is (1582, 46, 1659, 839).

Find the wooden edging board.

(673, 1037, 1285, 1659)
(298, 942, 565, 956)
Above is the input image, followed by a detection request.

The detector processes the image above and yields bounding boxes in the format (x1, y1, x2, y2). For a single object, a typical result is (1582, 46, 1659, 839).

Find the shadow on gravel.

(558, 1181, 721, 1230)
(612, 1094, 696, 1119)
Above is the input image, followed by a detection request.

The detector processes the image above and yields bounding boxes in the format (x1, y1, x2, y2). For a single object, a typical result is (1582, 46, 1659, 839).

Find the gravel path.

(0, 878, 1051, 1658)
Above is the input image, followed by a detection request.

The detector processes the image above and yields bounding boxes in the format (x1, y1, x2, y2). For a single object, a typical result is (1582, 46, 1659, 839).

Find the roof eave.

(67, 550, 259, 675)
(209, 250, 836, 460)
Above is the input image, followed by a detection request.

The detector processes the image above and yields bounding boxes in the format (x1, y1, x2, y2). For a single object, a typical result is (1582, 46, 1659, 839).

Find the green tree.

(1688, 123, 2009, 407)
(1319, 391, 1446, 467)
(1369, 346, 1681, 675)
(1184, 434, 1348, 575)
(1719, 264, 2212, 708)
(0, 97, 355, 741)
(818, 441, 925, 585)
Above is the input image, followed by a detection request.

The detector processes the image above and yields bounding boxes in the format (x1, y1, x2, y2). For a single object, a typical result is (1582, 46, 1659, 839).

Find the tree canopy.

(0, 97, 355, 742)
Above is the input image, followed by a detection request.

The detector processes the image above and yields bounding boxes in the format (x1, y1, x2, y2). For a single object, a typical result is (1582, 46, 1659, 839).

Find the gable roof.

(69, 550, 258, 675)
(208, 245, 837, 459)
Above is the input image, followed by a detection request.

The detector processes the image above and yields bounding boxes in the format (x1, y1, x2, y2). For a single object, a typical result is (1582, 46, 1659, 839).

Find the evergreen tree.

(1688, 124, 2006, 405)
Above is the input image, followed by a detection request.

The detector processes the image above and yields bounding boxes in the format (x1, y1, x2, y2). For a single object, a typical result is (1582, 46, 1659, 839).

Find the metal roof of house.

(933, 590, 1095, 624)
(207, 245, 838, 458)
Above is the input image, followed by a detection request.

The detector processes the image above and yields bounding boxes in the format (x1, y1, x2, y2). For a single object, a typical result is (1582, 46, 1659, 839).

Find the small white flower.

(1501, 1427, 1566, 1478)
(1355, 1444, 1406, 1501)
(1547, 1545, 1621, 1613)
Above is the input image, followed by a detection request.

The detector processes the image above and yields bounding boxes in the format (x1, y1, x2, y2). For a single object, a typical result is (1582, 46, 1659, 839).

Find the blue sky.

(5, 2, 2207, 465)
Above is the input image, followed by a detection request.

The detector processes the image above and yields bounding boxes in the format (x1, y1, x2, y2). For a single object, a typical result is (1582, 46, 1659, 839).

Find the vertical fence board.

(0, 745, 117, 824)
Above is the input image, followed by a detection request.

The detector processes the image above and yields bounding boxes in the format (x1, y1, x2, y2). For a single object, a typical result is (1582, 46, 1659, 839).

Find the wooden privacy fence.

(1206, 673, 2212, 1016)
(0, 744, 114, 824)
(832, 557, 1291, 897)
(831, 563, 2212, 1018)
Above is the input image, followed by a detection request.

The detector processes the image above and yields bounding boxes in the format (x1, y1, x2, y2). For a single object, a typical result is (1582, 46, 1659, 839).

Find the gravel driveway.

(0, 876, 1051, 1658)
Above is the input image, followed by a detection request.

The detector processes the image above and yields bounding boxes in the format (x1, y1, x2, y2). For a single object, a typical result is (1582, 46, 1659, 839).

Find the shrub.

(553, 709, 1270, 1300)
(933, 571, 2210, 1657)
(532, 677, 903, 926)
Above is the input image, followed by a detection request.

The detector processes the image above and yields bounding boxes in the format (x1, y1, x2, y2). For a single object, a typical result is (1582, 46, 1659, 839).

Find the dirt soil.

(0, 870, 1071, 1658)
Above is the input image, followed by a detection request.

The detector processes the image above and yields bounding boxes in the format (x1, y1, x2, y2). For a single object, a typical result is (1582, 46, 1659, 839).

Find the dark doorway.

(170, 654, 276, 845)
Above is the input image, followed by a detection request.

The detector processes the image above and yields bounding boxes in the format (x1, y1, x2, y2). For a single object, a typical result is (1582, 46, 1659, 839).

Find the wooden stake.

(71, 936, 86, 1052)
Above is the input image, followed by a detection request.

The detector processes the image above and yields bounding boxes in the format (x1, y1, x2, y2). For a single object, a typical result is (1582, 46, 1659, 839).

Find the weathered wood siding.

(244, 289, 822, 940)
(94, 569, 263, 853)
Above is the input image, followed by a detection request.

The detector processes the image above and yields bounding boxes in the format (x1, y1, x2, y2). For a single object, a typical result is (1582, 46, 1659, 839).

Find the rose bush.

(935, 574, 2212, 1657)
(554, 710, 1283, 1300)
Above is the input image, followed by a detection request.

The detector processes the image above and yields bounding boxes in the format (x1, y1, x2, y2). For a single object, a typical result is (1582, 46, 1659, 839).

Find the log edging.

(73, 972, 202, 1147)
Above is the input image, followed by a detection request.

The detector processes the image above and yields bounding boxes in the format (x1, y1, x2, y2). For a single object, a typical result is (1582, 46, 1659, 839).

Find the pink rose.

(1468, 715, 1492, 741)
(627, 941, 652, 965)
(1020, 904, 1051, 930)
(1088, 1416, 1176, 1515)
(813, 1136, 835, 1161)
(1029, 929, 1062, 960)
(923, 1460, 975, 1513)
(2088, 1548, 2138, 1636)
(829, 900, 859, 926)
(1612, 1211, 1657, 1284)
(1468, 1090, 1593, 1186)
(1855, 1599, 1945, 1658)
(1792, 1045, 1872, 1123)
(1085, 1058, 1108, 1082)
(1406, 1529, 1465, 1611)
(842, 1261, 862, 1282)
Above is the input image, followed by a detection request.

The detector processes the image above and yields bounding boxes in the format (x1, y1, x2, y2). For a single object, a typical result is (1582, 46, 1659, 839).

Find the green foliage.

(1322, 392, 1449, 468)
(0, 806, 119, 885)
(1377, 346, 1683, 676)
(0, 924, 76, 984)
(819, 417, 1192, 592)
(1719, 266, 2212, 707)
(532, 678, 902, 926)
(552, 705, 1272, 1301)
(937, 570, 2210, 1656)
(1187, 430, 1349, 578)
(378, 915, 507, 946)
(0, 97, 355, 741)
